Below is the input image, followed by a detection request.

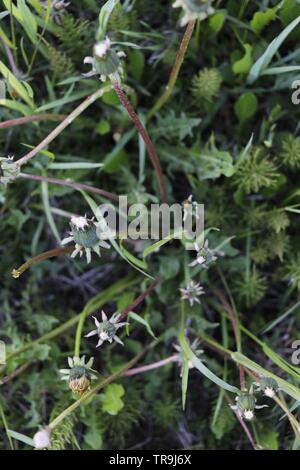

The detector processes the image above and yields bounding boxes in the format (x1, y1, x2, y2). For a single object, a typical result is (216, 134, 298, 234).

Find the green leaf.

(0, 99, 32, 115)
(0, 61, 34, 108)
(102, 149, 129, 173)
(2, 0, 38, 44)
(232, 44, 253, 75)
(258, 430, 279, 451)
(232, 352, 300, 401)
(96, 119, 111, 136)
(209, 11, 226, 33)
(143, 228, 183, 259)
(7, 430, 34, 447)
(261, 65, 300, 76)
(179, 331, 239, 394)
(251, 8, 276, 34)
(280, 0, 300, 28)
(21, 143, 55, 160)
(100, 383, 125, 415)
(17, 0, 38, 44)
(181, 358, 189, 410)
(234, 92, 258, 124)
(48, 162, 103, 170)
(35, 90, 91, 112)
(152, 111, 201, 142)
(0, 15, 14, 48)
(197, 142, 234, 180)
(41, 177, 61, 243)
(248, 15, 300, 83)
(128, 311, 157, 339)
(128, 49, 145, 81)
(97, 0, 119, 40)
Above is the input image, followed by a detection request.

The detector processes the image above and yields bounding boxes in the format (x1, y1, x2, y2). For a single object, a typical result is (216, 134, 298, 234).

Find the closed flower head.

(61, 214, 111, 264)
(0, 156, 20, 185)
(173, 0, 215, 26)
(85, 310, 128, 347)
(179, 280, 205, 306)
(60, 355, 97, 395)
(83, 37, 125, 82)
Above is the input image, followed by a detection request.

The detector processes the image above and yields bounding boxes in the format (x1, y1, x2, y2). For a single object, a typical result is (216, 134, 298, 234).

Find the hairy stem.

(16, 86, 112, 167)
(19, 172, 119, 202)
(110, 78, 167, 203)
(11, 246, 73, 279)
(0, 114, 65, 129)
(123, 354, 178, 376)
(147, 21, 196, 119)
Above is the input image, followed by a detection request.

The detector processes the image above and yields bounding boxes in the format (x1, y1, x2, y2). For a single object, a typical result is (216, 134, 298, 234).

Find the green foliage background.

(0, 0, 300, 450)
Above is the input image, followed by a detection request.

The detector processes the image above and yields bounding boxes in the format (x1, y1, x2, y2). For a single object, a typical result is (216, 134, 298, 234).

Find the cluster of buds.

(61, 215, 111, 264)
(85, 310, 128, 347)
(173, 0, 216, 27)
(0, 156, 20, 185)
(83, 37, 125, 82)
(60, 355, 98, 395)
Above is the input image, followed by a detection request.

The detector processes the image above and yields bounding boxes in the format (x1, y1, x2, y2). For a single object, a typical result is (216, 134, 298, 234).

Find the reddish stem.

(0, 114, 65, 129)
(123, 355, 178, 377)
(19, 172, 119, 202)
(12, 246, 73, 278)
(147, 20, 196, 118)
(110, 78, 167, 203)
(120, 278, 160, 320)
(225, 393, 257, 450)
(214, 288, 245, 390)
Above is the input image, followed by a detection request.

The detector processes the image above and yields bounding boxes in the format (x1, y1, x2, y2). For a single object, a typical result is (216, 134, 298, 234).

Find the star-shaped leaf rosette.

(61, 215, 111, 264)
(85, 310, 129, 347)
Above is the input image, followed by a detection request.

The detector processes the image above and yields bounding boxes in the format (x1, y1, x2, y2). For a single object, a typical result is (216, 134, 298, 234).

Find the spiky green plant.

(48, 401, 77, 450)
(266, 210, 290, 233)
(191, 68, 222, 104)
(152, 395, 180, 428)
(44, 41, 74, 81)
(234, 148, 280, 194)
(279, 134, 300, 169)
(283, 253, 300, 291)
(234, 267, 267, 308)
(55, 13, 91, 58)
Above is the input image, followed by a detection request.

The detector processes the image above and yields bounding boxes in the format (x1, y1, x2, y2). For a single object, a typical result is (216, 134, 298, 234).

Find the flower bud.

(33, 427, 51, 449)
(0, 157, 20, 185)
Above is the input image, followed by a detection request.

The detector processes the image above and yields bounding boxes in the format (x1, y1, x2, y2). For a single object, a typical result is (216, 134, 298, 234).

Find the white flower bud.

(33, 427, 51, 449)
